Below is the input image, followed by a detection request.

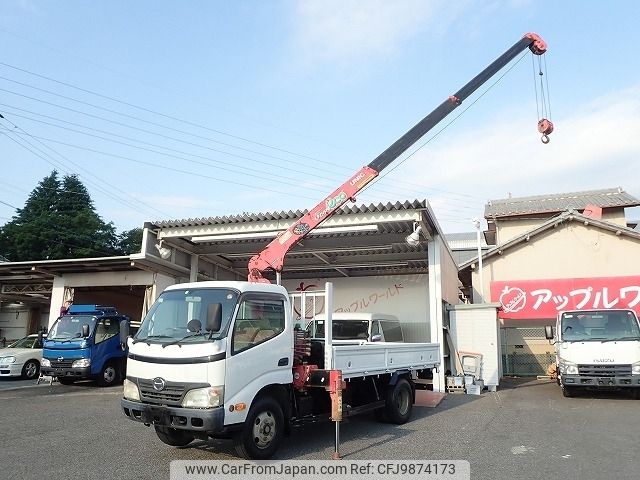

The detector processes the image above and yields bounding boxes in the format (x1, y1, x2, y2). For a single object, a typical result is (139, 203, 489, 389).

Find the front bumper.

(0, 364, 23, 377)
(121, 399, 225, 432)
(562, 375, 640, 388)
(41, 366, 91, 379)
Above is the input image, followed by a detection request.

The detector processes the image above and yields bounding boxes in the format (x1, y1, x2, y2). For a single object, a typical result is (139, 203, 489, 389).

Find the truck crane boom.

(248, 32, 551, 283)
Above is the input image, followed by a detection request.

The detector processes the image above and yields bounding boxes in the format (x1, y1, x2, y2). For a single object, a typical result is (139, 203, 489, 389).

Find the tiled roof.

(484, 188, 640, 218)
(150, 200, 427, 228)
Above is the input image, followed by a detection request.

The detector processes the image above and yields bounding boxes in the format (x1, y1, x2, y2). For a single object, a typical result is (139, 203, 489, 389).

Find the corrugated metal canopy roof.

(150, 200, 427, 228)
(151, 199, 439, 281)
(484, 187, 640, 218)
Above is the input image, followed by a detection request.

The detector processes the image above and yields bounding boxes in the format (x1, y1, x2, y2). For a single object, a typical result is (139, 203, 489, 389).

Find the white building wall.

(282, 274, 431, 343)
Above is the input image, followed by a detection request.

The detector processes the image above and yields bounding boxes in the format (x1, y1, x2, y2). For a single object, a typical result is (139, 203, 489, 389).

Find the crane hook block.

(538, 118, 553, 144)
(524, 32, 547, 55)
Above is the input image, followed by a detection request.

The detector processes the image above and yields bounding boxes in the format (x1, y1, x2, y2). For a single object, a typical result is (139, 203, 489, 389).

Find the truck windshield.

(135, 288, 239, 344)
(307, 320, 370, 340)
(48, 315, 97, 341)
(561, 311, 640, 342)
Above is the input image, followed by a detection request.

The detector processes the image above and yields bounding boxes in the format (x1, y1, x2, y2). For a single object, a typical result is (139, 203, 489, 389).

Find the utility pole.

(472, 218, 484, 302)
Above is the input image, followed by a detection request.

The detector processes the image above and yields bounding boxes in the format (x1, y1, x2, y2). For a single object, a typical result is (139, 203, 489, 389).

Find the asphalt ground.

(1, 378, 638, 480)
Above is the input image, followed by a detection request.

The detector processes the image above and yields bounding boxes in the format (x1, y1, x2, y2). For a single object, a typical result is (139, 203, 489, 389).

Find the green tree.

(117, 228, 143, 255)
(0, 171, 121, 261)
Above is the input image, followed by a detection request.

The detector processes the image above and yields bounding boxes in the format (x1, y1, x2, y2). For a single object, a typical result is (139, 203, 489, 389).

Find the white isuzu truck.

(120, 281, 439, 458)
(545, 309, 640, 398)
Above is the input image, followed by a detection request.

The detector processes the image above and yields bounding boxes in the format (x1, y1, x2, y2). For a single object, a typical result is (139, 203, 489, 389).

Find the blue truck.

(41, 304, 130, 386)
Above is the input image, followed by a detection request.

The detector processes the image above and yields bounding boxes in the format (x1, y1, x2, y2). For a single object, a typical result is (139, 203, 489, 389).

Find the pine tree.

(0, 171, 62, 260)
(0, 171, 121, 260)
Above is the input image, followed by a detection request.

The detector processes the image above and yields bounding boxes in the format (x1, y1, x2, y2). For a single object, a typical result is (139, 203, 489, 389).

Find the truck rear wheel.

(384, 378, 413, 424)
(154, 426, 194, 447)
(233, 396, 284, 460)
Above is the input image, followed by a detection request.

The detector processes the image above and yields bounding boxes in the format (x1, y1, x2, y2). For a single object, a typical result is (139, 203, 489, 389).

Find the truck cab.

(546, 309, 640, 398)
(306, 313, 404, 342)
(41, 304, 131, 386)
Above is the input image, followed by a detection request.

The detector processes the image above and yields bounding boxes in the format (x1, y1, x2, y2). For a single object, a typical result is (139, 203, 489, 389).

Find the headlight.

(123, 378, 140, 401)
(558, 359, 578, 375)
(41, 358, 51, 367)
(632, 362, 640, 375)
(182, 386, 224, 409)
(71, 358, 91, 368)
(0, 356, 16, 364)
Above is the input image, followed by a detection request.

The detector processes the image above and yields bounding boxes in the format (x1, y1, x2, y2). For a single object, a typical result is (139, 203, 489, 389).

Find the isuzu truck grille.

(578, 364, 632, 377)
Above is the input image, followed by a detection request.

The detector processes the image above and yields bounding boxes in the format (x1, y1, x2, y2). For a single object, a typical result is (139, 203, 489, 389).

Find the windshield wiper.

(61, 336, 83, 343)
(601, 336, 640, 343)
(132, 334, 173, 345)
(161, 332, 208, 348)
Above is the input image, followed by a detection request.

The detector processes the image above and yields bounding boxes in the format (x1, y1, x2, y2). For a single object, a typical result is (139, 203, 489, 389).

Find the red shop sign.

(490, 276, 640, 319)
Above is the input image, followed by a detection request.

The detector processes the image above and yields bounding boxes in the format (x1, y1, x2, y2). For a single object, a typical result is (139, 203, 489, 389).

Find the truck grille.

(138, 379, 186, 405)
(578, 364, 632, 377)
(50, 360, 74, 368)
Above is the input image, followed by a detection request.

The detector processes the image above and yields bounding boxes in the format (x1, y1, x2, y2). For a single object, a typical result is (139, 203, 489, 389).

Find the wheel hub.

(253, 411, 276, 448)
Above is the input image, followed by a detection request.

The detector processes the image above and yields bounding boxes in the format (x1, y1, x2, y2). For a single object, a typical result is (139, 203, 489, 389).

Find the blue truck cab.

(41, 304, 130, 386)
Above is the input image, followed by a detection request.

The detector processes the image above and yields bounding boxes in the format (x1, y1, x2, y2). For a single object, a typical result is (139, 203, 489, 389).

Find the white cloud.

(362, 84, 640, 232)
(290, 0, 468, 66)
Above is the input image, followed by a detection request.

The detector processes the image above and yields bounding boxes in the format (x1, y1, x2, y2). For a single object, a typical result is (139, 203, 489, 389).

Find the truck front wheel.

(98, 362, 120, 387)
(384, 378, 413, 424)
(562, 385, 577, 397)
(154, 426, 194, 447)
(233, 396, 284, 460)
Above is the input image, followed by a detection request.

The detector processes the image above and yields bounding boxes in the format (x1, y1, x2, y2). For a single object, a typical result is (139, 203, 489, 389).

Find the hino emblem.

(152, 377, 166, 391)
(57, 357, 64, 362)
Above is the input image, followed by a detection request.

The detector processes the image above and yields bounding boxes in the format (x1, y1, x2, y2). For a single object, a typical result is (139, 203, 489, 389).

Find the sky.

(1, 0, 639, 235)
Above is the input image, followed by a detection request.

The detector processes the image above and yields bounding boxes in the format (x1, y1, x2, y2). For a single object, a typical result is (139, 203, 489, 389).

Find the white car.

(0, 334, 45, 380)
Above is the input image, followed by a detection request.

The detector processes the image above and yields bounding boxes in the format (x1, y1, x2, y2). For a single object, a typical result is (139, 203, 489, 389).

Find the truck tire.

(562, 385, 577, 398)
(58, 377, 75, 385)
(98, 362, 120, 387)
(233, 396, 284, 460)
(632, 388, 640, 400)
(22, 360, 40, 380)
(384, 378, 413, 424)
(154, 426, 194, 447)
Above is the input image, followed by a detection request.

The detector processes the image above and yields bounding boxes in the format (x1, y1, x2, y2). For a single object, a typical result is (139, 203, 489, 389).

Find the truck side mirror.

(81, 324, 90, 338)
(206, 304, 223, 332)
(371, 334, 382, 342)
(544, 325, 554, 340)
(120, 319, 130, 350)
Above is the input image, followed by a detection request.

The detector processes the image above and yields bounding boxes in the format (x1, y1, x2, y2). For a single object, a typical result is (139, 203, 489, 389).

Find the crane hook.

(538, 118, 553, 144)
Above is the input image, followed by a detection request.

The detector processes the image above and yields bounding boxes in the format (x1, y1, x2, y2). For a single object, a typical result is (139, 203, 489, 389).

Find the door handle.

(278, 357, 289, 366)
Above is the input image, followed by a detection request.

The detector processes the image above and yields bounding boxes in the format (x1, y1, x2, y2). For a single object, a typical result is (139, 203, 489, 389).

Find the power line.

(0, 199, 17, 209)
(0, 105, 337, 194)
(8, 131, 322, 202)
(0, 61, 341, 166)
(0, 95, 484, 206)
(0, 122, 167, 219)
(0, 67, 488, 202)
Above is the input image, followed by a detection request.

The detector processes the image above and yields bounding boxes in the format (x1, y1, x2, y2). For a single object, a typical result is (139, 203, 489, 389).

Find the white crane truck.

(120, 32, 552, 459)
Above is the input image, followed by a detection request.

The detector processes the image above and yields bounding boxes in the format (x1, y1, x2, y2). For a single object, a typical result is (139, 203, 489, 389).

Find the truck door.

(224, 294, 292, 423)
(91, 317, 120, 375)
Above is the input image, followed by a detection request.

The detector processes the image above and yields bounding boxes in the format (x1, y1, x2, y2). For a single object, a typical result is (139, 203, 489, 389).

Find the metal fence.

(501, 327, 555, 376)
